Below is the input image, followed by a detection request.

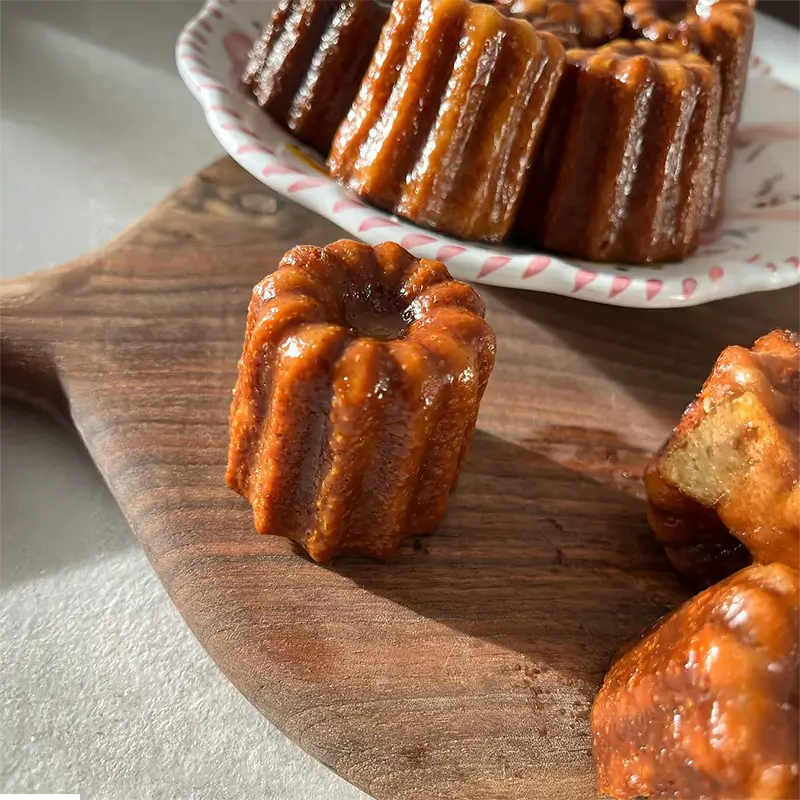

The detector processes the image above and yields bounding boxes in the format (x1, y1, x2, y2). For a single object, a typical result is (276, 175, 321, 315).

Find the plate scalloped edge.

(176, 0, 800, 308)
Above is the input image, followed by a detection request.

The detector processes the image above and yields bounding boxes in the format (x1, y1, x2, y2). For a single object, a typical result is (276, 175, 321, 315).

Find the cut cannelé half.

(645, 329, 800, 586)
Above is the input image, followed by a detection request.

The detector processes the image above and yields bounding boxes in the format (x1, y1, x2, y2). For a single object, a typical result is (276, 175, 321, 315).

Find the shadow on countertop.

(1, 401, 136, 588)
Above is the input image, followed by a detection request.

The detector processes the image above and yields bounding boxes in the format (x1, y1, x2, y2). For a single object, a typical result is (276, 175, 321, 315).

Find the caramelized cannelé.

(243, 0, 389, 155)
(517, 40, 720, 263)
(646, 330, 800, 585)
(592, 562, 799, 800)
(328, 0, 565, 243)
(622, 0, 755, 227)
(494, 0, 623, 47)
(226, 240, 496, 562)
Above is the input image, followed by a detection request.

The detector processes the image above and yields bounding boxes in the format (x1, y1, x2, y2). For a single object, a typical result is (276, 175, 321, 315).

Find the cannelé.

(243, 0, 390, 155)
(592, 562, 800, 800)
(622, 0, 755, 226)
(494, 0, 623, 47)
(226, 240, 496, 562)
(646, 329, 800, 585)
(240, 0, 758, 259)
(516, 39, 720, 263)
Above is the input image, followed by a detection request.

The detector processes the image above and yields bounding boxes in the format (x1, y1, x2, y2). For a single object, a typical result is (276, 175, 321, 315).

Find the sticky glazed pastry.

(592, 563, 800, 800)
(242, 0, 756, 257)
(622, 0, 699, 47)
(328, 0, 565, 244)
(643, 485, 750, 588)
(226, 240, 496, 563)
(646, 330, 800, 586)
(690, 0, 755, 226)
(516, 40, 720, 264)
(623, 1, 756, 226)
(243, 0, 390, 155)
(494, 0, 624, 48)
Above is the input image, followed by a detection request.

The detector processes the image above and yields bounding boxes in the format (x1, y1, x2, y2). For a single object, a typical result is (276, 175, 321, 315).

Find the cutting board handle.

(1, 267, 75, 425)
(0, 155, 277, 428)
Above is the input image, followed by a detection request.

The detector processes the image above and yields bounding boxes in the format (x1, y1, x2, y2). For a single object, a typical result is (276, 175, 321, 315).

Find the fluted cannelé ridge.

(622, 0, 755, 226)
(516, 39, 721, 263)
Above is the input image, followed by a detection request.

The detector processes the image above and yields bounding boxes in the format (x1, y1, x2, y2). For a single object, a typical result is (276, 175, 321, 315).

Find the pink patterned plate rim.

(176, 0, 800, 308)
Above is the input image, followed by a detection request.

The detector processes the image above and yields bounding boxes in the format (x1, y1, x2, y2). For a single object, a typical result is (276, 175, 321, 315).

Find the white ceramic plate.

(177, 0, 800, 307)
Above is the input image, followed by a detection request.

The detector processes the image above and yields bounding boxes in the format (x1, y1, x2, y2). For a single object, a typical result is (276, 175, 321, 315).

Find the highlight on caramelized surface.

(592, 562, 800, 800)
(646, 330, 800, 586)
(328, 0, 565, 243)
(226, 240, 496, 562)
(516, 38, 720, 263)
(691, 0, 755, 226)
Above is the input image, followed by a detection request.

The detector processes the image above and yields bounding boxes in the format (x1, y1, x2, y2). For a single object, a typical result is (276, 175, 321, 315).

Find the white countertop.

(1, 3, 797, 798)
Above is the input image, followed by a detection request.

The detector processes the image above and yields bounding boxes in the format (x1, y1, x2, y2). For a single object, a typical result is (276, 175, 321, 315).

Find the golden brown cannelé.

(646, 330, 800, 586)
(592, 562, 800, 800)
(327, 0, 565, 244)
(243, 0, 389, 155)
(516, 39, 720, 264)
(622, 0, 755, 226)
(226, 240, 496, 563)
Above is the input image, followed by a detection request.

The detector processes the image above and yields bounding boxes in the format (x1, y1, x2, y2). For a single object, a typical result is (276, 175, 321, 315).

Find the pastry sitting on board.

(592, 563, 799, 800)
(226, 239, 496, 562)
(645, 330, 800, 586)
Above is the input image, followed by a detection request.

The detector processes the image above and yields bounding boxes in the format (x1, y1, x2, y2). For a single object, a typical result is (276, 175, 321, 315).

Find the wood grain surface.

(2, 158, 798, 800)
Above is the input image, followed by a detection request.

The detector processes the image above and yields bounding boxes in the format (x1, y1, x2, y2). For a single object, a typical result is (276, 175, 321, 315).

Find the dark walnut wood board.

(2, 157, 798, 800)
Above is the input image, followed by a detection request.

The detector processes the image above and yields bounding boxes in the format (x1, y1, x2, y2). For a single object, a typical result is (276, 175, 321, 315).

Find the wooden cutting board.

(2, 157, 797, 800)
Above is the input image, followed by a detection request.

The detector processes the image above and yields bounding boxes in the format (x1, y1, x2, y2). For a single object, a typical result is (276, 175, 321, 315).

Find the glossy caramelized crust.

(646, 330, 800, 585)
(623, 1, 755, 227)
(494, 0, 623, 47)
(691, 0, 755, 226)
(623, 0, 699, 48)
(516, 40, 720, 263)
(327, 0, 565, 244)
(226, 240, 496, 563)
(242, 0, 389, 155)
(592, 563, 800, 800)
